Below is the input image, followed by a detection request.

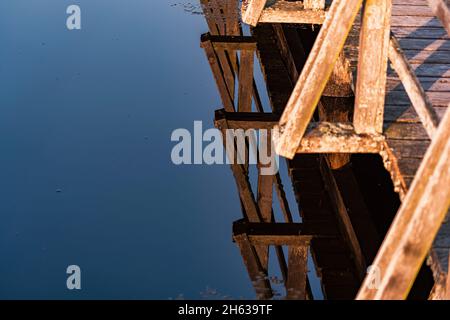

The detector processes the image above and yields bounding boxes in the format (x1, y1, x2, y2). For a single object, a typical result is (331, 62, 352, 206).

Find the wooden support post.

(388, 35, 440, 138)
(241, 0, 267, 26)
(234, 233, 273, 299)
(286, 245, 309, 300)
(427, 0, 450, 36)
(238, 50, 255, 112)
(275, 0, 363, 159)
(357, 107, 450, 300)
(354, 0, 392, 134)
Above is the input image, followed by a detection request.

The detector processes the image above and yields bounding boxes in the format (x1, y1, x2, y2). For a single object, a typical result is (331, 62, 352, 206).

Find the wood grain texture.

(354, 0, 392, 134)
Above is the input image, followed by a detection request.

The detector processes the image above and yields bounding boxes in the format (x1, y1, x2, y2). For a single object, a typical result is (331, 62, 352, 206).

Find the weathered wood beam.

(234, 233, 273, 299)
(216, 111, 384, 153)
(241, 0, 267, 26)
(427, 0, 450, 36)
(288, 122, 384, 154)
(214, 109, 279, 130)
(258, 1, 327, 24)
(275, 0, 363, 159)
(286, 245, 308, 300)
(207, 35, 257, 51)
(388, 35, 440, 138)
(354, 0, 392, 134)
(233, 220, 336, 238)
(304, 0, 326, 10)
(357, 107, 450, 300)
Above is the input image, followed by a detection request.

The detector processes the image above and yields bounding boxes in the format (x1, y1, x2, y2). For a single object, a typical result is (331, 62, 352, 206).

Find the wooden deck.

(201, 0, 450, 299)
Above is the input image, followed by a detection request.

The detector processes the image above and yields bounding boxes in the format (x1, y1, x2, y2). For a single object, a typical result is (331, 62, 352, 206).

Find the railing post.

(354, 0, 392, 134)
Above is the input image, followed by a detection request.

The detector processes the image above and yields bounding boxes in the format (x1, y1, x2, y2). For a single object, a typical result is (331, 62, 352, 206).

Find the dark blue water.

(0, 0, 256, 299)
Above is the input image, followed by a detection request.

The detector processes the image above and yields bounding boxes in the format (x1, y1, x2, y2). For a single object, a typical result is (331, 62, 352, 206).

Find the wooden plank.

(241, 0, 267, 26)
(234, 234, 273, 299)
(258, 1, 327, 24)
(392, 4, 438, 16)
(388, 35, 440, 137)
(386, 77, 450, 92)
(354, 0, 392, 134)
(320, 157, 366, 279)
(238, 50, 255, 112)
(391, 15, 446, 28)
(401, 49, 450, 64)
(391, 26, 449, 39)
(208, 35, 257, 51)
(286, 245, 308, 300)
(426, 0, 450, 36)
(214, 109, 280, 130)
(381, 105, 447, 123)
(275, 0, 364, 158)
(386, 139, 431, 158)
(386, 92, 450, 107)
(384, 122, 430, 140)
(357, 107, 450, 300)
(395, 38, 450, 51)
(233, 220, 335, 238)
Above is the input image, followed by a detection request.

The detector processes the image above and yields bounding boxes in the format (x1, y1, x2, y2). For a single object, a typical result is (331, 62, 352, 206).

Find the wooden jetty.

(200, 0, 450, 299)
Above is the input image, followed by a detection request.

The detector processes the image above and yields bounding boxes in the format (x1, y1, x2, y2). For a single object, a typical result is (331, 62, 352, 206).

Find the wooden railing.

(241, 0, 450, 299)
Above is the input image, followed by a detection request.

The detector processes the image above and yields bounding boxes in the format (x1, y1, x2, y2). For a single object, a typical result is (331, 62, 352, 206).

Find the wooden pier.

(200, 0, 450, 299)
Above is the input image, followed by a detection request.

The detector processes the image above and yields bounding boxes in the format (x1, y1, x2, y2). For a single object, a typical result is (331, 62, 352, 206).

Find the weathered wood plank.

(384, 122, 430, 140)
(354, 0, 392, 134)
(401, 49, 450, 64)
(386, 77, 450, 92)
(286, 246, 308, 300)
(386, 139, 431, 158)
(357, 107, 450, 300)
(397, 38, 450, 50)
(388, 35, 440, 137)
(276, 0, 364, 158)
(241, 0, 267, 26)
(386, 92, 450, 107)
(391, 26, 449, 39)
(392, 4, 438, 16)
(391, 15, 446, 28)
(258, 1, 327, 24)
(208, 35, 257, 51)
(278, 122, 385, 154)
